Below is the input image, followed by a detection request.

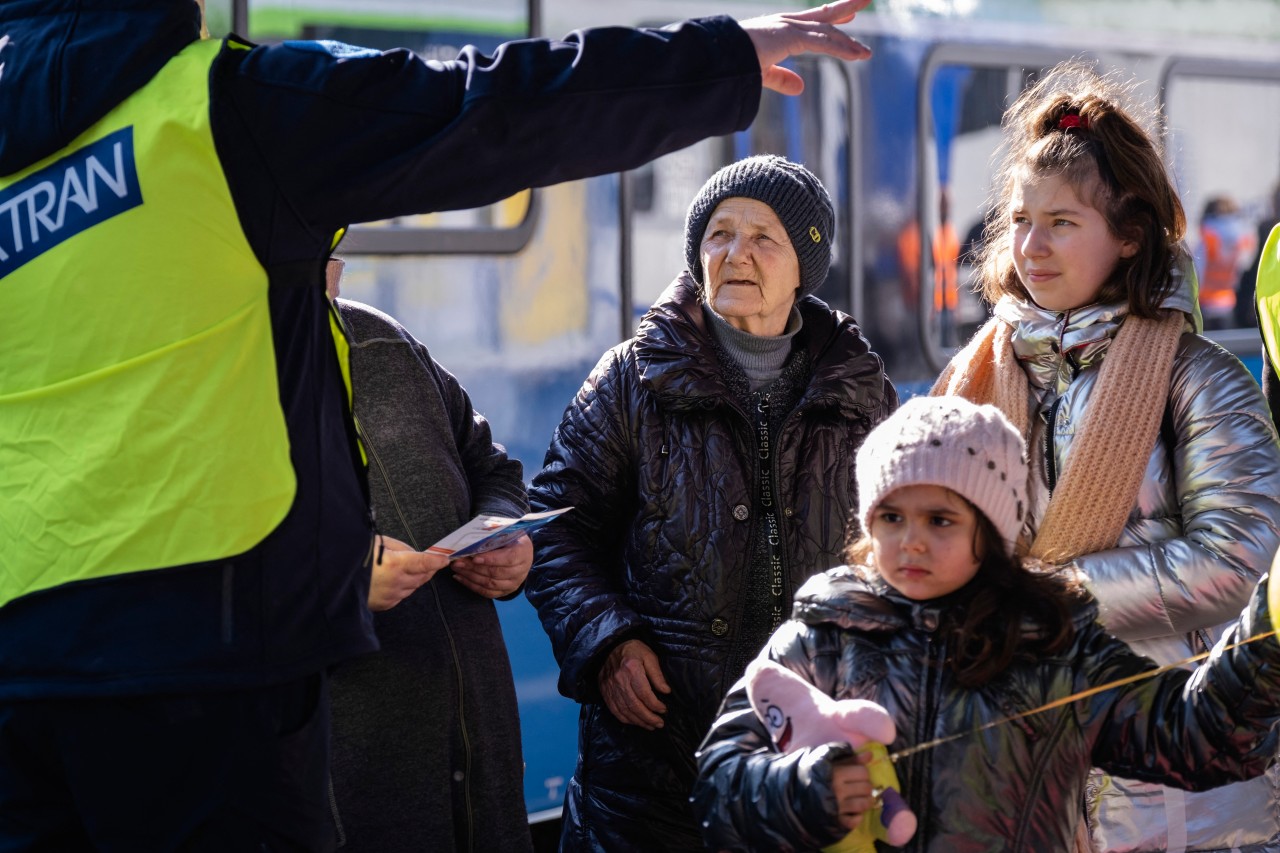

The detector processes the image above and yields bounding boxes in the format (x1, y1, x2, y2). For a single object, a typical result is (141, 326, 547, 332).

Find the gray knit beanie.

(856, 396, 1028, 556)
(684, 155, 835, 299)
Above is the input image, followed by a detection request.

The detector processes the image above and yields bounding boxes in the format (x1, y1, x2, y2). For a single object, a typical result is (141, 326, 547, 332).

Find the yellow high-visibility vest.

(1257, 224, 1280, 375)
(0, 38, 296, 606)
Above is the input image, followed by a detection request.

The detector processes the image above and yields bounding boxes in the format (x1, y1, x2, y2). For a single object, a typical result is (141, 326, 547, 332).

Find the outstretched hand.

(740, 0, 873, 95)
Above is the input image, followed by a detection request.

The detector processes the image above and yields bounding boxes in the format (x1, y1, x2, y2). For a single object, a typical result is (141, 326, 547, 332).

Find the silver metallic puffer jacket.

(996, 271, 1280, 852)
(693, 569, 1280, 852)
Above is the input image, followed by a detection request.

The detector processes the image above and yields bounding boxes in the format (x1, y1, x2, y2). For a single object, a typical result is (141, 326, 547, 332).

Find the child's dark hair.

(977, 60, 1188, 318)
(845, 502, 1088, 688)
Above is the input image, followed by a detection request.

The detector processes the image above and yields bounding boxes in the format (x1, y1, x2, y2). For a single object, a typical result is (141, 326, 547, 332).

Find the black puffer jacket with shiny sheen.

(694, 567, 1280, 852)
(526, 273, 896, 851)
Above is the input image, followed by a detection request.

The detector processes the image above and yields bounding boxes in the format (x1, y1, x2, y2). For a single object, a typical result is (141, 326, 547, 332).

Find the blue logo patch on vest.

(0, 127, 142, 279)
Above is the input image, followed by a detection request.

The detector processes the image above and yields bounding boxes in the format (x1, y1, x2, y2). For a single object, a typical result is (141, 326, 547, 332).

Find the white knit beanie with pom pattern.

(856, 396, 1028, 556)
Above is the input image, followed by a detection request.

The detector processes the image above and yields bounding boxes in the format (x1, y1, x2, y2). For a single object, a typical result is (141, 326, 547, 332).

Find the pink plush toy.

(745, 658, 918, 851)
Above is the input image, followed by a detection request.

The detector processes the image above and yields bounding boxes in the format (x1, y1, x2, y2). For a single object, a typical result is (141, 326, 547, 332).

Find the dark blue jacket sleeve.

(525, 346, 648, 702)
(213, 16, 760, 249)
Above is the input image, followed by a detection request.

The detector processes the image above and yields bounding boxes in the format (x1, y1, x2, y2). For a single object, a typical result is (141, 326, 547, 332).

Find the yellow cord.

(888, 629, 1277, 763)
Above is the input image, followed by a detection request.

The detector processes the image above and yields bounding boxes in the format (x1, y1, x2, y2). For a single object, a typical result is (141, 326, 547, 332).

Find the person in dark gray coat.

(328, 261, 534, 853)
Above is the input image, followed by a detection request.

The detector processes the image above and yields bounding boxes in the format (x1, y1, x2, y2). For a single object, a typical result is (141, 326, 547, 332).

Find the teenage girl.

(692, 395, 1280, 852)
(931, 60, 1280, 851)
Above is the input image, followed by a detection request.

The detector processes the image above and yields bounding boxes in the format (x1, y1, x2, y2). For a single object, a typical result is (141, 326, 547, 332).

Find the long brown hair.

(845, 505, 1088, 688)
(977, 61, 1188, 318)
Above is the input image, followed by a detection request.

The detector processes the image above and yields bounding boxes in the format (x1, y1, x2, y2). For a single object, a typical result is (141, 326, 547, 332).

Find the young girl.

(931, 62, 1280, 850)
(692, 395, 1280, 852)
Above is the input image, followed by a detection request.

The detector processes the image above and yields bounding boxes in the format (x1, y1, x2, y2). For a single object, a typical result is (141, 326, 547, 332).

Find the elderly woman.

(525, 155, 897, 851)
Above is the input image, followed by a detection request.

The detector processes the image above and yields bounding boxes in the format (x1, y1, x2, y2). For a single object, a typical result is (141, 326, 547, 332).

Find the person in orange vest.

(1235, 183, 1280, 328)
(898, 187, 962, 342)
(1196, 194, 1256, 328)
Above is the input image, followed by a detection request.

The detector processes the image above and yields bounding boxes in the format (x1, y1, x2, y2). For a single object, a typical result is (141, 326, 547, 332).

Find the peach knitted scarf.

(931, 309, 1185, 563)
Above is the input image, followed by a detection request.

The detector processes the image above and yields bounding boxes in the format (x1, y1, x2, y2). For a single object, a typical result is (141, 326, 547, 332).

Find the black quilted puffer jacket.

(526, 273, 896, 851)
(694, 568, 1280, 852)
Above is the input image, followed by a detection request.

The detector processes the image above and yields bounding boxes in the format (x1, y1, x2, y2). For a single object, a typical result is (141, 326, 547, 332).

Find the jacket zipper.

(765, 393, 793, 630)
(327, 775, 347, 847)
(347, 432, 478, 852)
(431, 580, 475, 853)
(726, 396, 760, 659)
(908, 633, 946, 852)
(361, 428, 415, 549)
(1042, 396, 1063, 494)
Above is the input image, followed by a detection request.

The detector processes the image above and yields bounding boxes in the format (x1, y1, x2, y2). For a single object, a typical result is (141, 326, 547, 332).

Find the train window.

(200, 0, 237, 37)
(627, 139, 723, 317)
(247, 0, 536, 255)
(1163, 64, 1280, 341)
(919, 59, 1043, 363)
(627, 56, 856, 320)
(917, 50, 1068, 372)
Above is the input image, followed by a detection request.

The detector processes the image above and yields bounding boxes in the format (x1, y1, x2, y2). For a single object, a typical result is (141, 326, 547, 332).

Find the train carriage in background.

(206, 0, 1280, 832)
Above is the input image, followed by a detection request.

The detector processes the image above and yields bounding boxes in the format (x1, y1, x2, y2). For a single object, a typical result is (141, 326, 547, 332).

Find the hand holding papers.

(427, 507, 573, 560)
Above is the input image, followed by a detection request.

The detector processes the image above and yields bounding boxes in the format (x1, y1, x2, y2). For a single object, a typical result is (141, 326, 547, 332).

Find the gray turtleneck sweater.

(702, 303, 803, 390)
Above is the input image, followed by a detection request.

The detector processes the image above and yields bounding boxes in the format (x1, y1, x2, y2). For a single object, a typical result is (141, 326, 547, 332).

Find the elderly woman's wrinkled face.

(700, 198, 801, 336)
